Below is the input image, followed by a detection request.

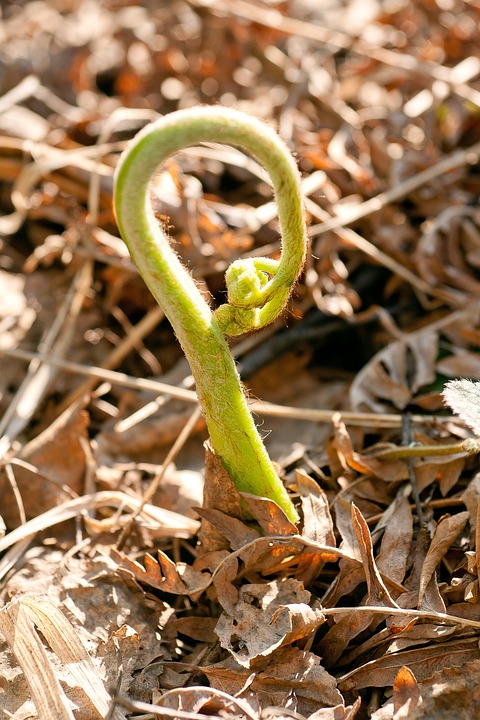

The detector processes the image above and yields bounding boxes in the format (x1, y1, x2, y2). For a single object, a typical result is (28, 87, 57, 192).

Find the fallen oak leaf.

(113, 549, 211, 598)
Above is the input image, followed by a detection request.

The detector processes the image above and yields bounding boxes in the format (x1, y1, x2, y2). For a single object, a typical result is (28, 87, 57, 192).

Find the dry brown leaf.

(0, 491, 199, 559)
(385, 624, 455, 655)
(408, 657, 480, 718)
(198, 442, 245, 556)
(319, 508, 401, 666)
(203, 646, 343, 715)
(416, 206, 480, 296)
(461, 472, 480, 536)
(0, 406, 89, 527)
(297, 469, 336, 547)
(375, 496, 413, 586)
(114, 549, 211, 598)
(296, 469, 337, 585)
(232, 534, 319, 579)
(152, 685, 257, 719)
(395, 526, 431, 612)
(241, 492, 298, 536)
(349, 332, 438, 413)
(0, 551, 171, 714)
(332, 418, 407, 481)
(351, 503, 399, 609)
(195, 507, 261, 550)
(215, 578, 324, 666)
(334, 496, 363, 562)
(437, 350, 480, 379)
(418, 512, 470, 608)
(308, 697, 362, 720)
(392, 666, 423, 720)
(414, 455, 464, 496)
(212, 552, 240, 615)
(173, 616, 218, 643)
(338, 637, 480, 692)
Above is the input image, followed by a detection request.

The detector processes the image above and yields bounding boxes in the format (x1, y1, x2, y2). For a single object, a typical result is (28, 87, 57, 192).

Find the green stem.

(114, 106, 307, 524)
(372, 438, 480, 460)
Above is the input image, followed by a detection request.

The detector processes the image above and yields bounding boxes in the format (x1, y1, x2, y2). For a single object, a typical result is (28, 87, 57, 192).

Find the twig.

(0, 346, 459, 428)
(309, 139, 480, 237)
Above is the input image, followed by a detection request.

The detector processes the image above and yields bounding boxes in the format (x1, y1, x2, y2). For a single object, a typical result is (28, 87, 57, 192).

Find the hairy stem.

(114, 106, 307, 523)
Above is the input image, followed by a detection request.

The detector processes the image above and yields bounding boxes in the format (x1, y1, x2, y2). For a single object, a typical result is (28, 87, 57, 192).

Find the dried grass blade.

(21, 597, 111, 717)
(0, 598, 75, 720)
(0, 490, 199, 554)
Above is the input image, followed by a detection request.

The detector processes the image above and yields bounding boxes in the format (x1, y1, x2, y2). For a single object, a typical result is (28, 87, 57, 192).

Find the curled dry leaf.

(417, 512, 470, 609)
(151, 685, 257, 720)
(241, 492, 299, 535)
(308, 697, 362, 720)
(318, 505, 400, 667)
(415, 206, 480, 296)
(351, 503, 399, 610)
(0, 406, 89, 527)
(296, 468, 337, 585)
(350, 332, 438, 413)
(195, 506, 261, 551)
(338, 637, 480, 692)
(215, 578, 324, 667)
(198, 442, 245, 557)
(375, 496, 413, 587)
(332, 416, 407, 482)
(414, 454, 465, 496)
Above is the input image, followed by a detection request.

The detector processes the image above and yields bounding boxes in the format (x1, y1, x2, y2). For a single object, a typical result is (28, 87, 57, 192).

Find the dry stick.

(56, 304, 165, 413)
(325, 605, 480, 632)
(0, 491, 199, 557)
(310, 139, 480, 237)
(1, 345, 460, 429)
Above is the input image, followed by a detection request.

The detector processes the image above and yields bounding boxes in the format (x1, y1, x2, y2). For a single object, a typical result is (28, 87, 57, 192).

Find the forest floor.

(1, 1, 480, 718)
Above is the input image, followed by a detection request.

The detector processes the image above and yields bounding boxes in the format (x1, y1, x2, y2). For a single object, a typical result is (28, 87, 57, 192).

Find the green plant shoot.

(114, 106, 308, 523)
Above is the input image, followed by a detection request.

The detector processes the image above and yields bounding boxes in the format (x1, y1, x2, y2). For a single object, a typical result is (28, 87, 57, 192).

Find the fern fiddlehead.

(114, 106, 307, 523)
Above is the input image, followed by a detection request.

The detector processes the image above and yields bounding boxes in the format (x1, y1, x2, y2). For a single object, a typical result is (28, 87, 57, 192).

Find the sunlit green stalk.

(114, 106, 307, 523)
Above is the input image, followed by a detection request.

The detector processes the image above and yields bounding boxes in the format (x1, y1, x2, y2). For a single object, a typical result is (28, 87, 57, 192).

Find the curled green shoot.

(114, 106, 307, 524)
